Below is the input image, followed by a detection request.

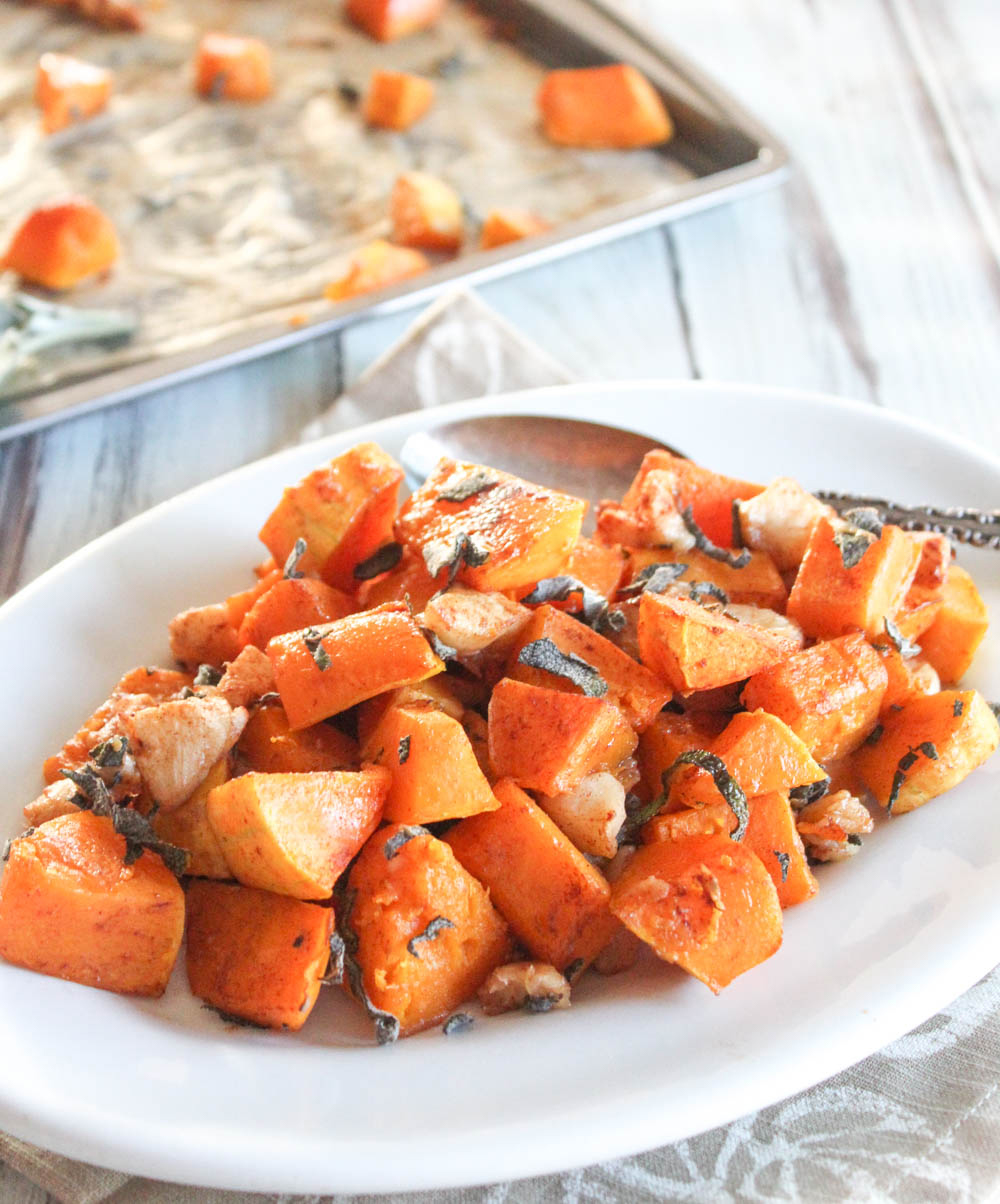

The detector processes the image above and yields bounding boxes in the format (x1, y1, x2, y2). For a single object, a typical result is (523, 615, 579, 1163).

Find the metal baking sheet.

(0, 0, 789, 440)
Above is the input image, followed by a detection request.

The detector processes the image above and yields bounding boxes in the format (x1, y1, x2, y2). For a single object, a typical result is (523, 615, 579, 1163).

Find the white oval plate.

(1, 382, 999, 1194)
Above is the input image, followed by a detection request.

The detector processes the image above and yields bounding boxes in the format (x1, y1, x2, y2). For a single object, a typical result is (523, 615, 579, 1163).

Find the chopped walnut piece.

(796, 789, 874, 862)
(477, 961, 571, 1016)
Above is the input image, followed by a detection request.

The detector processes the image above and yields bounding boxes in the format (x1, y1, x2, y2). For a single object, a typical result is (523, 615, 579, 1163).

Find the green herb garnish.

(443, 1012, 474, 1035)
(954, 698, 965, 718)
(283, 537, 307, 579)
(517, 638, 607, 698)
(833, 508, 883, 569)
(884, 617, 920, 659)
(423, 531, 490, 587)
(774, 851, 790, 882)
(302, 627, 332, 672)
(407, 916, 454, 958)
(789, 778, 831, 807)
(680, 506, 751, 569)
(865, 724, 884, 747)
(90, 734, 129, 769)
(353, 542, 403, 580)
(618, 562, 687, 597)
(334, 884, 400, 1045)
(384, 825, 430, 860)
(398, 735, 411, 765)
(436, 467, 501, 503)
(886, 742, 938, 814)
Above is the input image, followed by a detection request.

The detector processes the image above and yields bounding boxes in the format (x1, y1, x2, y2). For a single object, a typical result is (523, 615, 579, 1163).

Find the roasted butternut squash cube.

(364, 701, 500, 824)
(185, 881, 333, 1030)
(346, 0, 445, 41)
(917, 565, 989, 684)
(356, 546, 438, 612)
(347, 825, 511, 1036)
(636, 710, 729, 803)
(505, 603, 670, 730)
(0, 811, 184, 997)
(600, 448, 762, 550)
(2, 198, 118, 291)
(537, 64, 673, 149)
(236, 704, 358, 773)
(258, 442, 403, 591)
(356, 675, 464, 751)
(206, 767, 389, 898)
(741, 632, 889, 761)
(853, 690, 999, 814)
(238, 577, 354, 649)
(877, 647, 941, 713)
(668, 709, 827, 810)
(610, 835, 782, 993)
(36, 52, 112, 134)
(637, 590, 788, 693)
(152, 757, 231, 879)
(390, 171, 463, 252)
(786, 518, 922, 641)
(446, 779, 619, 972)
(267, 605, 444, 728)
(395, 457, 586, 593)
(480, 208, 550, 249)
(364, 69, 434, 130)
(324, 239, 429, 301)
(735, 476, 835, 572)
(743, 791, 817, 908)
(623, 546, 788, 612)
(488, 677, 637, 796)
(195, 33, 272, 102)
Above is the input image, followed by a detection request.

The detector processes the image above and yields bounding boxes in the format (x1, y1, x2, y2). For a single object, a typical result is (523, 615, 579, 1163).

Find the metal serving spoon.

(400, 414, 1000, 549)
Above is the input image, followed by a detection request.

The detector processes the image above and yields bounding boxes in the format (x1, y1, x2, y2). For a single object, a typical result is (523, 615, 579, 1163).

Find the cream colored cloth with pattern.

(4, 291, 1000, 1204)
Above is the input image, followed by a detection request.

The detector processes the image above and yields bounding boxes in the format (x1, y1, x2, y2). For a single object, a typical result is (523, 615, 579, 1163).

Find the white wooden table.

(1, 1, 998, 1199)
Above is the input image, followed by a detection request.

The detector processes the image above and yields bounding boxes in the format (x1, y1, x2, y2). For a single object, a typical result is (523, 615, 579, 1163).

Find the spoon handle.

(817, 491, 1000, 550)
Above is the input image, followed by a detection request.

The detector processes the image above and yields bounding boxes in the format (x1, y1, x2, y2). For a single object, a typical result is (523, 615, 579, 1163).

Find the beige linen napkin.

(4, 290, 1000, 1204)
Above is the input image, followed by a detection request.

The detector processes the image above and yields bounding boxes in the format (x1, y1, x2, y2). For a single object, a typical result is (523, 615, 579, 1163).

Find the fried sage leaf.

(833, 508, 883, 570)
(422, 530, 491, 588)
(334, 883, 400, 1045)
(517, 637, 607, 698)
(443, 1012, 474, 1035)
(283, 537, 307, 579)
(384, 825, 431, 860)
(353, 542, 404, 580)
(680, 506, 751, 569)
(789, 777, 831, 808)
(436, 467, 501, 503)
(884, 617, 921, 659)
(665, 749, 750, 841)
(886, 742, 939, 814)
(774, 851, 790, 883)
(302, 627, 332, 671)
(618, 562, 687, 597)
(407, 915, 454, 958)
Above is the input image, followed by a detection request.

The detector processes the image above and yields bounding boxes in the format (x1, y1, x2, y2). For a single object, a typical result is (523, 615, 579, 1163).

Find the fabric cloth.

(4, 290, 1000, 1204)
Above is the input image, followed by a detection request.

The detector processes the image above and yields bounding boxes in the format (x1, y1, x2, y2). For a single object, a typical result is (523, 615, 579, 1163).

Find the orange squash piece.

(364, 701, 500, 824)
(195, 33, 272, 102)
(636, 710, 729, 803)
(206, 767, 389, 898)
(0, 811, 184, 997)
(395, 457, 586, 593)
(447, 779, 619, 973)
(610, 834, 782, 992)
(505, 603, 671, 730)
(2, 198, 119, 291)
(917, 564, 989, 684)
(346, 0, 445, 41)
(236, 704, 358, 773)
(258, 442, 404, 591)
(152, 758, 231, 879)
(324, 239, 430, 301)
(267, 604, 444, 728)
(348, 824, 511, 1036)
(364, 69, 434, 130)
(562, 536, 626, 602)
(185, 880, 333, 1030)
(623, 546, 788, 612)
(488, 677, 637, 796)
(36, 53, 112, 134)
(637, 591, 788, 693)
(668, 709, 827, 811)
(480, 209, 551, 250)
(786, 518, 922, 641)
(537, 64, 673, 149)
(743, 791, 817, 908)
(853, 689, 999, 814)
(741, 632, 889, 761)
(238, 577, 354, 649)
(357, 546, 439, 612)
(390, 171, 464, 252)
